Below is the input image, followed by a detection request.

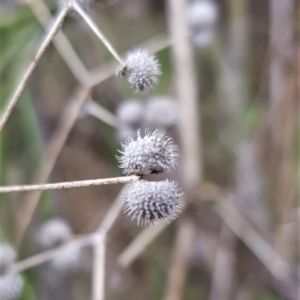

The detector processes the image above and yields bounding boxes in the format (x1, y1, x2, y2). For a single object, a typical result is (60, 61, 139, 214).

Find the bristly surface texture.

(117, 130, 179, 176)
(119, 49, 161, 93)
(122, 180, 184, 226)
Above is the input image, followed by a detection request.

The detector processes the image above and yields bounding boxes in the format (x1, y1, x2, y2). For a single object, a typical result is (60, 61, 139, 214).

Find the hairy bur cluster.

(186, 0, 219, 48)
(117, 130, 184, 226)
(117, 130, 178, 176)
(37, 219, 80, 271)
(118, 49, 161, 93)
(123, 180, 184, 226)
(0, 244, 23, 300)
(116, 95, 179, 141)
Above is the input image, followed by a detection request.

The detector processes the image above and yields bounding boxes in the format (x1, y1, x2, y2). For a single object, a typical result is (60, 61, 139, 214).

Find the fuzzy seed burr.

(0, 243, 23, 300)
(117, 49, 161, 93)
(122, 180, 184, 226)
(186, 0, 218, 48)
(145, 95, 178, 128)
(117, 130, 179, 176)
(37, 219, 72, 249)
(116, 100, 144, 127)
(37, 220, 81, 271)
(0, 272, 23, 300)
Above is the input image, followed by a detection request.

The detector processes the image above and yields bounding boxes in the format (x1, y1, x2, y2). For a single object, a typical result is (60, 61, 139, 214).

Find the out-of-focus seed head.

(0, 244, 16, 274)
(145, 95, 178, 128)
(116, 100, 144, 127)
(118, 49, 161, 93)
(38, 219, 72, 249)
(117, 130, 179, 176)
(0, 272, 23, 300)
(186, 0, 218, 48)
(122, 180, 184, 226)
(51, 244, 81, 272)
(117, 126, 138, 142)
(0, 244, 23, 300)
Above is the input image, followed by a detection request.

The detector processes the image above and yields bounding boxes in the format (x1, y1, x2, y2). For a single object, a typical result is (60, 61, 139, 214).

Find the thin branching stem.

(71, 1, 126, 67)
(13, 191, 123, 272)
(0, 4, 71, 131)
(14, 235, 95, 272)
(28, 0, 89, 83)
(85, 100, 119, 128)
(0, 175, 140, 193)
(92, 233, 106, 300)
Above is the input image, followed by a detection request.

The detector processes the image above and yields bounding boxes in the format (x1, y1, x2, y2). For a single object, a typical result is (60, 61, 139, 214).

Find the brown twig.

(92, 233, 106, 300)
(163, 0, 201, 298)
(118, 224, 168, 268)
(71, 1, 126, 67)
(0, 175, 140, 193)
(84, 100, 119, 129)
(14, 234, 94, 272)
(163, 221, 195, 300)
(0, 4, 71, 131)
(28, 0, 89, 83)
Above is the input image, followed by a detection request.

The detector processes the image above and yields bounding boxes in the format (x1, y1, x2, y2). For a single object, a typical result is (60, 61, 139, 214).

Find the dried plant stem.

(0, 175, 140, 193)
(96, 191, 123, 234)
(208, 223, 236, 300)
(28, 0, 89, 83)
(164, 221, 195, 300)
(167, 0, 201, 187)
(216, 200, 291, 281)
(92, 233, 106, 300)
(14, 192, 123, 272)
(14, 235, 94, 272)
(15, 87, 90, 246)
(217, 200, 297, 300)
(0, 5, 70, 131)
(71, 1, 126, 67)
(164, 0, 201, 298)
(118, 224, 168, 268)
(85, 101, 119, 129)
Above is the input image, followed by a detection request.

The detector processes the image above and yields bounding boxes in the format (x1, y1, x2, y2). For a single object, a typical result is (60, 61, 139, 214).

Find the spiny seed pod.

(117, 130, 179, 176)
(116, 100, 144, 127)
(122, 180, 184, 226)
(38, 219, 72, 249)
(145, 95, 178, 128)
(186, 0, 218, 48)
(0, 244, 23, 300)
(117, 49, 161, 93)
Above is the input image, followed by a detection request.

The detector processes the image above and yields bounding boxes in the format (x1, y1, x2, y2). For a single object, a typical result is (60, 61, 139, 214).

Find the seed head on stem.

(122, 180, 184, 226)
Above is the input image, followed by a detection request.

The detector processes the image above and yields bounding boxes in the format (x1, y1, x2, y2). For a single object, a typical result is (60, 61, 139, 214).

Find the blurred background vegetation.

(0, 0, 299, 299)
